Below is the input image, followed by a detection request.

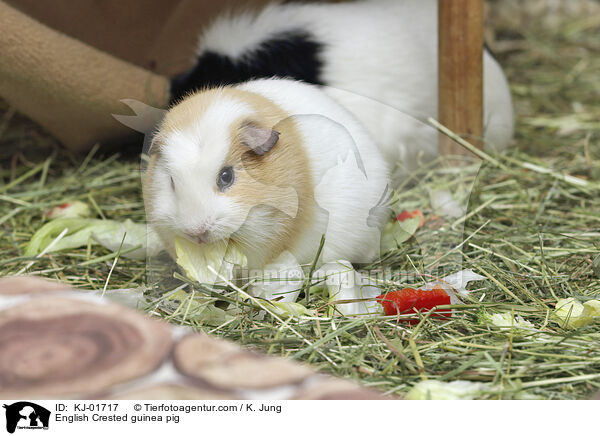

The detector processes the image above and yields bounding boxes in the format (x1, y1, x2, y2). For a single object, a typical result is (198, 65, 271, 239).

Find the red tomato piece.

(377, 286, 451, 323)
(395, 210, 425, 228)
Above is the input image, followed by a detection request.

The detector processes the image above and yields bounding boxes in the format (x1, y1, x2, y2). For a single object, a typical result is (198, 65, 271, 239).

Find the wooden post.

(438, 0, 484, 156)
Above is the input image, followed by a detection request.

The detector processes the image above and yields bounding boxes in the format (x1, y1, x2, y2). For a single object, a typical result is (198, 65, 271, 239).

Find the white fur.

(200, 0, 515, 174)
(147, 79, 390, 283)
(146, 98, 256, 249)
(237, 79, 390, 267)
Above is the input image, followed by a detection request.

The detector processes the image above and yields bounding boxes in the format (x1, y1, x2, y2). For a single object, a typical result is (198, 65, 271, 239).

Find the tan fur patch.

(222, 88, 313, 265)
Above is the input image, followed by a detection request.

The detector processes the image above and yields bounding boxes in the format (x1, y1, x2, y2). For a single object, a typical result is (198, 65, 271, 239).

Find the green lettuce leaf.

(174, 235, 247, 285)
(554, 297, 600, 329)
(380, 217, 421, 252)
(26, 218, 162, 259)
(261, 300, 315, 318)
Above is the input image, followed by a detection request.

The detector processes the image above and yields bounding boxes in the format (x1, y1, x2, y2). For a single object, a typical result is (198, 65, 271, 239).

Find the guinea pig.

(143, 78, 390, 300)
(170, 0, 514, 176)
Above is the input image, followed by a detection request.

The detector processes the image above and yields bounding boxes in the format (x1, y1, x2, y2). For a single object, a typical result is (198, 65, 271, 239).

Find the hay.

(1, 11, 598, 399)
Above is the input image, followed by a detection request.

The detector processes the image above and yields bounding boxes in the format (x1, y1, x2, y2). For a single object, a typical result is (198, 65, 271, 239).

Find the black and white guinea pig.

(143, 78, 390, 284)
(170, 0, 514, 174)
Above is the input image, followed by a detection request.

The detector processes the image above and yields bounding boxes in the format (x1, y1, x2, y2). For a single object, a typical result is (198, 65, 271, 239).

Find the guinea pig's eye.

(170, 176, 175, 191)
(217, 166, 235, 191)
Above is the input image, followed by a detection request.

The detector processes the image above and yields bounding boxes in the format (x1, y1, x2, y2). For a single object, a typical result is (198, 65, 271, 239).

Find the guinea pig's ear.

(240, 122, 280, 156)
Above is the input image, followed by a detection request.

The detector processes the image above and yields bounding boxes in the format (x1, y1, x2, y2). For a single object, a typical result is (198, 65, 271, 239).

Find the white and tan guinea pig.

(143, 78, 390, 300)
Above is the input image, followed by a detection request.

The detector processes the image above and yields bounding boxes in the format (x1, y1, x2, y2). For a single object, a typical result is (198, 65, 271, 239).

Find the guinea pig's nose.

(187, 230, 210, 244)
(198, 230, 211, 243)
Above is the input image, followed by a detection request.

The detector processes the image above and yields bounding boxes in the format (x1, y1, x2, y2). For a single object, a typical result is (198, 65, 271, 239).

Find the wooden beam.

(438, 0, 484, 156)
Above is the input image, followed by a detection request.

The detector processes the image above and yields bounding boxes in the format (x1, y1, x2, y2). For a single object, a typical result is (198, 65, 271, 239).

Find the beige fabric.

(0, 1, 169, 150)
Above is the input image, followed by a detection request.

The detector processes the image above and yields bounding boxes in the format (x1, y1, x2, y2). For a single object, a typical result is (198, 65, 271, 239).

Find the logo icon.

(2, 402, 50, 434)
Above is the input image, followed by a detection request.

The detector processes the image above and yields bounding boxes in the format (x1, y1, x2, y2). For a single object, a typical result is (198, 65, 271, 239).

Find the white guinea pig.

(143, 78, 390, 299)
(171, 0, 514, 176)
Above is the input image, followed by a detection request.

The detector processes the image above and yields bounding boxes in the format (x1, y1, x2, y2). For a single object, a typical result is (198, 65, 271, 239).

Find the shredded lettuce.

(166, 289, 235, 325)
(380, 217, 421, 251)
(174, 236, 247, 285)
(173, 238, 318, 319)
(405, 380, 489, 400)
(25, 218, 162, 259)
(26, 218, 103, 256)
(318, 261, 382, 317)
(429, 189, 466, 218)
(554, 297, 600, 329)
(479, 310, 535, 333)
(583, 300, 600, 318)
(261, 300, 315, 318)
(45, 201, 91, 219)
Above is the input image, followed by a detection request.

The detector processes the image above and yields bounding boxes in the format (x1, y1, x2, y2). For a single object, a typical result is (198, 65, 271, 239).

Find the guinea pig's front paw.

(316, 261, 382, 317)
(249, 251, 304, 303)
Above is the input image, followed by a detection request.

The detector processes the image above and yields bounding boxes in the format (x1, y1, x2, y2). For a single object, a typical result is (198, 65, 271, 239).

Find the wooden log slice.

(0, 296, 172, 398)
(106, 384, 237, 400)
(0, 277, 72, 295)
(173, 334, 313, 391)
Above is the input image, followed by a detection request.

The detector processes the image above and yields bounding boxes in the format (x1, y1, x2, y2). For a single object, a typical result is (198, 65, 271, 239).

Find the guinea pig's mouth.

(178, 230, 237, 248)
(178, 227, 219, 245)
(182, 231, 211, 245)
